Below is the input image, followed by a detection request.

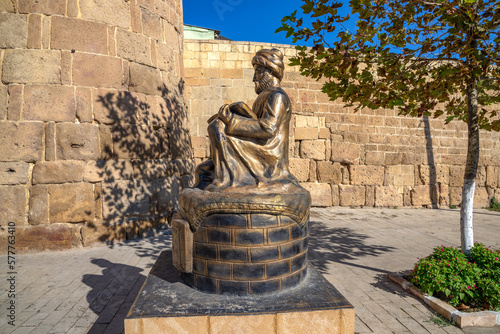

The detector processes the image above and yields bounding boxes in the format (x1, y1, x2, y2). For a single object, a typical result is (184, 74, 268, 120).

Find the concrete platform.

(2, 207, 499, 333)
(125, 251, 354, 334)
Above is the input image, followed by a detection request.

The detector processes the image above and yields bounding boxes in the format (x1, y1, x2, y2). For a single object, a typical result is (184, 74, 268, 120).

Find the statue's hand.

(218, 104, 231, 124)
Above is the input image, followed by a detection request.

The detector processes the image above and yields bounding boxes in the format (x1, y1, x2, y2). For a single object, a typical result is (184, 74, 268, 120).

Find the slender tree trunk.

(460, 79, 479, 256)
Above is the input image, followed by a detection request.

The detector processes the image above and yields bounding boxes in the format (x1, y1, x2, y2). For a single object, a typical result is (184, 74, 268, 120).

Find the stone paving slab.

(1, 207, 499, 334)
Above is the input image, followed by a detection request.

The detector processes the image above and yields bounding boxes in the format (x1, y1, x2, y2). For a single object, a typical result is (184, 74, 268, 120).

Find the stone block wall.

(184, 39, 500, 209)
(0, 0, 192, 253)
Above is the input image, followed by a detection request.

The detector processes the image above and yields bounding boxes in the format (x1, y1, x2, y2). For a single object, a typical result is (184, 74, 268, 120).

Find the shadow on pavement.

(83, 233, 172, 333)
(308, 220, 396, 274)
(83, 259, 145, 334)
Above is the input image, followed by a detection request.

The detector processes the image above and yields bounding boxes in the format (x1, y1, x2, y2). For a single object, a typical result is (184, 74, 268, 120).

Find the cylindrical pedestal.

(183, 213, 309, 295)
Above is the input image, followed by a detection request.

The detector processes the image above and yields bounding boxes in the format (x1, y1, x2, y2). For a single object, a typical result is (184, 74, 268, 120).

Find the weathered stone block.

(23, 85, 76, 121)
(80, 0, 131, 29)
(375, 186, 403, 207)
(67, 0, 78, 17)
(317, 161, 342, 184)
(2, 224, 82, 252)
(486, 166, 499, 187)
(7, 84, 22, 120)
(99, 124, 114, 159)
(76, 87, 93, 123)
(419, 165, 449, 185)
(385, 165, 415, 187)
(365, 151, 384, 165)
(141, 8, 162, 40)
(289, 158, 310, 182)
(18, 0, 66, 15)
(116, 28, 151, 65)
(156, 42, 175, 72)
(300, 182, 332, 207)
(0, 0, 15, 12)
(73, 52, 123, 89)
(56, 123, 99, 160)
(474, 187, 490, 208)
(28, 184, 48, 225)
(295, 115, 320, 128)
(51, 16, 108, 54)
(48, 183, 95, 223)
(300, 140, 326, 160)
(438, 183, 450, 207)
(0, 13, 27, 48)
(411, 185, 436, 206)
(44, 121, 56, 161)
(309, 159, 317, 182)
(167, 129, 191, 160)
(84, 160, 134, 183)
(294, 127, 319, 140)
(362, 185, 373, 207)
(331, 142, 360, 165)
(450, 187, 462, 207)
(101, 179, 151, 219)
(92, 88, 139, 125)
(0, 162, 30, 185)
(0, 185, 27, 225)
(2, 49, 60, 84)
(331, 185, 340, 206)
(129, 62, 163, 95)
(476, 166, 487, 187)
(32, 161, 84, 184)
(0, 85, 7, 118)
(0, 122, 43, 162)
(350, 165, 384, 186)
(81, 221, 109, 246)
(339, 185, 365, 207)
(111, 124, 162, 159)
(449, 166, 465, 187)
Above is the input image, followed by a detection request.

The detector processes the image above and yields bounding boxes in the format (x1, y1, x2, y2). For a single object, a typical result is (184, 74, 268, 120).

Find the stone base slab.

(125, 251, 355, 334)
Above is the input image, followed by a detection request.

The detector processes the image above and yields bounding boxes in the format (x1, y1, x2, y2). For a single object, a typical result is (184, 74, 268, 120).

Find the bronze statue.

(175, 49, 311, 295)
(195, 48, 298, 192)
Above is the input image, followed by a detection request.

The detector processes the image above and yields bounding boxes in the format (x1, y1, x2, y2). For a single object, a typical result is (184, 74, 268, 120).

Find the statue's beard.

(255, 72, 273, 94)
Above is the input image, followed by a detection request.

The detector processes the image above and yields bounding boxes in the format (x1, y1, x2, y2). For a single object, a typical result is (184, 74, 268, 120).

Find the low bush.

(409, 243, 500, 310)
(487, 197, 500, 212)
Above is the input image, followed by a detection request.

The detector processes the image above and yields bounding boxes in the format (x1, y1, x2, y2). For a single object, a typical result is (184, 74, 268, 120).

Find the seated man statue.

(195, 48, 298, 192)
(180, 48, 310, 232)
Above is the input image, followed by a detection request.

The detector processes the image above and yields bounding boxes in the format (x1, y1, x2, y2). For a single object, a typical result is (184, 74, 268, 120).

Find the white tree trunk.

(460, 179, 475, 254)
(461, 71, 479, 256)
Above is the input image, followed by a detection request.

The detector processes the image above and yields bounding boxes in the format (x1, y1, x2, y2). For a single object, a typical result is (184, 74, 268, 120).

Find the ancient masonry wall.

(183, 39, 500, 209)
(0, 0, 192, 253)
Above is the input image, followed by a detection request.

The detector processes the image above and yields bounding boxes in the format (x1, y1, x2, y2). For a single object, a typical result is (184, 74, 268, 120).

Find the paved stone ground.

(1, 207, 499, 334)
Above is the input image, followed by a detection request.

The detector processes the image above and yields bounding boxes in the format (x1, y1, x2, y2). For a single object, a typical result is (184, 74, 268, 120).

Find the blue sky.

(183, 0, 309, 45)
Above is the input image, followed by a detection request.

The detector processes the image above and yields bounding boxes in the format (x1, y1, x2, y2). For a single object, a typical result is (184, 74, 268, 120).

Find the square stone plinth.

(125, 251, 355, 334)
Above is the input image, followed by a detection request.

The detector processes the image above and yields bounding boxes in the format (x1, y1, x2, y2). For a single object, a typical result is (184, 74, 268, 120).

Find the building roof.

(183, 24, 231, 40)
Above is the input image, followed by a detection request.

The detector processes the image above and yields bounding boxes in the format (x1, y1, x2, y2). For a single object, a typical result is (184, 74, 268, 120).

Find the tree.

(277, 0, 500, 255)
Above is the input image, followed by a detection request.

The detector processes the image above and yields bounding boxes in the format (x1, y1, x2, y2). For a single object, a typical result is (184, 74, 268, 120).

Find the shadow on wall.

(308, 220, 396, 274)
(84, 81, 193, 246)
(423, 115, 439, 209)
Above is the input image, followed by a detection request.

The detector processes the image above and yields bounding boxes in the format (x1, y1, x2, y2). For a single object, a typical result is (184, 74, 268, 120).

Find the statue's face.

(253, 65, 272, 94)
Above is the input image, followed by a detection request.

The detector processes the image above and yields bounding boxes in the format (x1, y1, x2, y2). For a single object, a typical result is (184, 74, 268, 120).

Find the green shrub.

(487, 197, 500, 212)
(409, 243, 500, 310)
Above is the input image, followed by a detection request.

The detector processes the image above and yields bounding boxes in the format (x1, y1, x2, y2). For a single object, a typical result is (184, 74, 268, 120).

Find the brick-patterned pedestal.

(182, 213, 308, 295)
(125, 251, 355, 334)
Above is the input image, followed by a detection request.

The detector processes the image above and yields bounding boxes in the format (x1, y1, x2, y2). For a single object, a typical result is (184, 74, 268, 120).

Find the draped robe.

(195, 86, 298, 190)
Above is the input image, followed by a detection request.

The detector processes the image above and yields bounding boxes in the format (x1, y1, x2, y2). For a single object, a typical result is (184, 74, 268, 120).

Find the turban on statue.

(252, 48, 284, 81)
